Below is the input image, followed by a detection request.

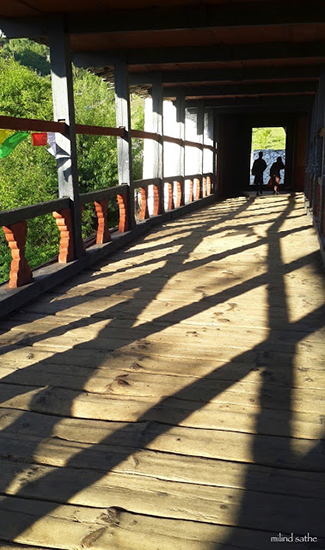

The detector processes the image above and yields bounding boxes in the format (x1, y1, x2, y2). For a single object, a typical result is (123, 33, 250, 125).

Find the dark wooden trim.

(163, 175, 185, 183)
(127, 41, 325, 65)
(76, 124, 126, 137)
(0, 17, 47, 38)
(163, 135, 183, 146)
(185, 140, 204, 150)
(0, 198, 70, 227)
(77, 41, 325, 68)
(79, 184, 129, 205)
(4, 3, 325, 39)
(186, 96, 314, 110)
(163, 135, 209, 149)
(67, 2, 325, 34)
(163, 82, 318, 99)
(184, 173, 201, 181)
(0, 115, 66, 133)
(133, 178, 161, 189)
(131, 129, 161, 141)
(130, 66, 322, 86)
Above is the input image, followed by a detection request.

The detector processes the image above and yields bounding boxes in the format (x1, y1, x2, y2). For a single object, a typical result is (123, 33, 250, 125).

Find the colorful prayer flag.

(0, 129, 13, 146)
(31, 132, 48, 146)
(47, 132, 57, 158)
(0, 131, 29, 159)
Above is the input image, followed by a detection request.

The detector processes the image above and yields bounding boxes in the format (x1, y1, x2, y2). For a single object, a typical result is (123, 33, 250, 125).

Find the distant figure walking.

(269, 156, 285, 195)
(252, 152, 267, 196)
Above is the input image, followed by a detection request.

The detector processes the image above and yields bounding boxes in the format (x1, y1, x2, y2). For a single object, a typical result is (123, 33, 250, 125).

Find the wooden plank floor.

(0, 193, 324, 550)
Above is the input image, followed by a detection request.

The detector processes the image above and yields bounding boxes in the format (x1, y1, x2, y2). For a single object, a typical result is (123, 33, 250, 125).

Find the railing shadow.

(0, 195, 324, 548)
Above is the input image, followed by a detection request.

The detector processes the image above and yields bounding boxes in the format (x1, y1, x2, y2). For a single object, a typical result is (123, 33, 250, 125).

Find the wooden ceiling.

(1, 0, 324, 113)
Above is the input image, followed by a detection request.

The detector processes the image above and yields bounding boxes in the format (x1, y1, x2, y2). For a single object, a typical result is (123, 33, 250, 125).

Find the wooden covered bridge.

(0, 1, 324, 549)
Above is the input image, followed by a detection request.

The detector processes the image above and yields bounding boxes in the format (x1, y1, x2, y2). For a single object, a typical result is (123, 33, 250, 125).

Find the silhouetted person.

(252, 152, 267, 196)
(269, 156, 285, 195)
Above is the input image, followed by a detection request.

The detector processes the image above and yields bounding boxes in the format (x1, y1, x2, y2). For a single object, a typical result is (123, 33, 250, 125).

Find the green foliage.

(0, 39, 145, 283)
(3, 38, 51, 76)
(251, 127, 286, 151)
(131, 94, 145, 181)
(0, 43, 52, 119)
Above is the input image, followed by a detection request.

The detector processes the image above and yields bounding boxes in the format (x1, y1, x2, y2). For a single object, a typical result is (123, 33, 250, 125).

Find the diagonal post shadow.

(0, 196, 323, 547)
(0, 197, 256, 525)
(220, 196, 325, 549)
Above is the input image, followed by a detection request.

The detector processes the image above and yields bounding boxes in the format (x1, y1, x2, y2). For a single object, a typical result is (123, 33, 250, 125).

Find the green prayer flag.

(0, 131, 29, 159)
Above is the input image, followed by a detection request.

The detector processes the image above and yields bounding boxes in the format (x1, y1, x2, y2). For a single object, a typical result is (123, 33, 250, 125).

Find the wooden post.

(3, 222, 32, 288)
(306, 104, 316, 206)
(117, 190, 129, 233)
(53, 208, 75, 262)
(48, 18, 84, 259)
(318, 67, 325, 231)
(114, 57, 135, 229)
(151, 75, 164, 214)
(197, 102, 204, 197)
(213, 111, 220, 199)
(94, 200, 111, 244)
(167, 181, 175, 210)
(139, 187, 149, 220)
(176, 90, 185, 206)
(152, 184, 161, 216)
(195, 177, 201, 200)
(188, 179, 194, 202)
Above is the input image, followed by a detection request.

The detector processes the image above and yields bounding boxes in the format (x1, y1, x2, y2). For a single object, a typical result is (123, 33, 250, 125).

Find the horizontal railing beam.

(133, 177, 161, 189)
(79, 184, 129, 205)
(131, 129, 162, 142)
(0, 198, 70, 226)
(163, 175, 184, 182)
(0, 115, 66, 133)
(0, 116, 213, 151)
(76, 124, 126, 137)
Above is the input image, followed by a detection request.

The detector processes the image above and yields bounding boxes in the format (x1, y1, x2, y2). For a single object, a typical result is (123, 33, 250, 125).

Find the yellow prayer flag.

(0, 129, 13, 146)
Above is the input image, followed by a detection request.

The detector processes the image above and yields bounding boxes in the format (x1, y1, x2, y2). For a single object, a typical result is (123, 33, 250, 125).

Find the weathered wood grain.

(0, 194, 324, 550)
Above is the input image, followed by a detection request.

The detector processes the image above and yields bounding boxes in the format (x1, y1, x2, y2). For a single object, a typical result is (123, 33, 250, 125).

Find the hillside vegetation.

(0, 39, 144, 283)
(251, 126, 286, 151)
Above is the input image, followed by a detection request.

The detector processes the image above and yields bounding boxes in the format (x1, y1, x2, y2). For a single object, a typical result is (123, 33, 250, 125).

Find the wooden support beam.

(196, 103, 204, 199)
(175, 90, 185, 206)
(185, 96, 314, 111)
(48, 18, 84, 259)
(151, 74, 164, 214)
(203, 110, 215, 195)
(163, 82, 318, 100)
(67, 2, 325, 34)
(213, 111, 218, 198)
(0, 17, 47, 38)
(114, 57, 135, 229)
(314, 68, 325, 228)
(74, 41, 325, 69)
(130, 66, 322, 86)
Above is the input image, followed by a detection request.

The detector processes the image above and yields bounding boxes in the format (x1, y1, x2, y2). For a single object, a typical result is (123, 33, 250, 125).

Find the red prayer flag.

(32, 132, 48, 146)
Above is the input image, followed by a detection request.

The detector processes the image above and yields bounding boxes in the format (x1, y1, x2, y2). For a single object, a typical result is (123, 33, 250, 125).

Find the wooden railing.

(305, 148, 325, 249)
(0, 115, 216, 290)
